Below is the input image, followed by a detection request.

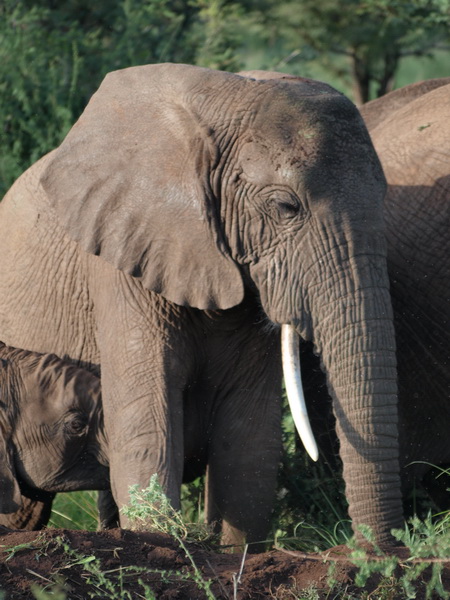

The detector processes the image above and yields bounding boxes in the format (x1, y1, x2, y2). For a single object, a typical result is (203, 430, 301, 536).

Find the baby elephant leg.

(0, 488, 55, 530)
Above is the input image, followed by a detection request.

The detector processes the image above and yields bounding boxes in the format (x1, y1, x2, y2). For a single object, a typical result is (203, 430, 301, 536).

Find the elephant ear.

(40, 64, 244, 310)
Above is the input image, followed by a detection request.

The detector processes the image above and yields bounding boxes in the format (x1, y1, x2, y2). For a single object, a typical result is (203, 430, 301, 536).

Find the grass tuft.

(49, 491, 98, 530)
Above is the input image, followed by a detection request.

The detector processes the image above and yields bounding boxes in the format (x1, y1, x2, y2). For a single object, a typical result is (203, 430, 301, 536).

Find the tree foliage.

(268, 0, 450, 103)
(1, 0, 449, 190)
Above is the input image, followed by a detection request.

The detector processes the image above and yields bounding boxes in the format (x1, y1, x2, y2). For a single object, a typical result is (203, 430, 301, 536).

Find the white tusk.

(281, 324, 319, 462)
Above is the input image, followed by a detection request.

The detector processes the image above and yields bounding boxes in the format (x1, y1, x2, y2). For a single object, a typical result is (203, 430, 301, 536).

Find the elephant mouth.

(281, 324, 318, 461)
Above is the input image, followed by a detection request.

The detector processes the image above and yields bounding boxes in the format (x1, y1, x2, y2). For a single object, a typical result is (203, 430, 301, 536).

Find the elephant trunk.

(306, 241, 403, 544)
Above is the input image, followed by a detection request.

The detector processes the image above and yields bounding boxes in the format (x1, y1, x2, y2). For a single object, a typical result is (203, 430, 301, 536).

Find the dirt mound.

(0, 528, 449, 599)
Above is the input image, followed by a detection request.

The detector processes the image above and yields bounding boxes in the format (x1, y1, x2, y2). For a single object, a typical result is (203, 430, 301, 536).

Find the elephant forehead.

(238, 112, 362, 190)
(238, 138, 320, 188)
(249, 85, 359, 134)
(238, 106, 329, 182)
(245, 94, 365, 160)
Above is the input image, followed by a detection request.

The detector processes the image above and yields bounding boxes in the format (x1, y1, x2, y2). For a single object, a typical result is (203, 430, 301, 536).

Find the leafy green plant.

(123, 474, 207, 540)
(0, 534, 49, 561)
(60, 541, 156, 599)
(346, 514, 450, 600)
(392, 514, 450, 599)
(347, 526, 399, 588)
(122, 474, 218, 600)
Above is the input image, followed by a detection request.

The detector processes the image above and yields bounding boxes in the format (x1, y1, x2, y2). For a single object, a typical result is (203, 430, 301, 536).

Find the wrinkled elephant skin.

(361, 79, 450, 508)
(295, 78, 450, 514)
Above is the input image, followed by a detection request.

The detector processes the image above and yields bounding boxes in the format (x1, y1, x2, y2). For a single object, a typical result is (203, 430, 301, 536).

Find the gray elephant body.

(0, 64, 403, 546)
(0, 342, 109, 529)
(361, 79, 450, 506)
(298, 78, 450, 512)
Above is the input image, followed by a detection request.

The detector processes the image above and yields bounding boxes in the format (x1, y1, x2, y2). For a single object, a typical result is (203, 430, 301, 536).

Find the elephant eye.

(65, 412, 88, 436)
(264, 189, 303, 222)
(274, 197, 299, 218)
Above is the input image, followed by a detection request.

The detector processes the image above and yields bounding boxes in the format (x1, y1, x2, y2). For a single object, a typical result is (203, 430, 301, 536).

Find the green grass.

(49, 491, 99, 530)
(47, 480, 209, 533)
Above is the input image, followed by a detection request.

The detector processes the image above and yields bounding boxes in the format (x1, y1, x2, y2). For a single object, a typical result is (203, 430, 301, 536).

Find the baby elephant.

(0, 342, 109, 529)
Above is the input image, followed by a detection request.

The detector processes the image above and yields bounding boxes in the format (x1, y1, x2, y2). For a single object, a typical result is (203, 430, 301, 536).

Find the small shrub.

(122, 474, 214, 543)
(346, 515, 450, 600)
(122, 474, 218, 599)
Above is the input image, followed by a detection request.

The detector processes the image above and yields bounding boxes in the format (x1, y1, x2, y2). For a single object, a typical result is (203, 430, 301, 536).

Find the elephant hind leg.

(204, 396, 282, 553)
(97, 489, 120, 530)
(205, 455, 277, 553)
(204, 466, 252, 551)
(204, 465, 250, 551)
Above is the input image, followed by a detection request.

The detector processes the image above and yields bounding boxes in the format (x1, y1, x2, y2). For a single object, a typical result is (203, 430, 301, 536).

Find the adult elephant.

(0, 64, 403, 546)
(360, 79, 450, 509)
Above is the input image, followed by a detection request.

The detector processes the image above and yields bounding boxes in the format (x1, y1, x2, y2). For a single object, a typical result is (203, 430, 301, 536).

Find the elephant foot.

(219, 521, 268, 554)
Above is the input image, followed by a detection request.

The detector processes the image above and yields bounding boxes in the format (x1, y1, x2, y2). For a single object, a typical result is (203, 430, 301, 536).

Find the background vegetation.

(2, 0, 450, 547)
(2, 0, 450, 196)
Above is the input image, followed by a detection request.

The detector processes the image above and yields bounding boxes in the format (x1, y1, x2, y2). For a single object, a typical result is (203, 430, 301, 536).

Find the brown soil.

(0, 528, 449, 599)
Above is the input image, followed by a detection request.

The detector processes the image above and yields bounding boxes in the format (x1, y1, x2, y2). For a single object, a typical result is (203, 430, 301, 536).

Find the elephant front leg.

(97, 490, 119, 529)
(101, 356, 187, 526)
(90, 266, 191, 526)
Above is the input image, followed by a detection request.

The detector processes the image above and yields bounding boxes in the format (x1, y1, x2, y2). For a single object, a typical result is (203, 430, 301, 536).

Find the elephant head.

(0, 342, 109, 514)
(39, 64, 403, 543)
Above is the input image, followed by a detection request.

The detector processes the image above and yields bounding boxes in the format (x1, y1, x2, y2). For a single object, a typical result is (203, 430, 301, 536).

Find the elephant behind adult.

(0, 64, 403, 546)
(290, 78, 450, 513)
(360, 79, 450, 508)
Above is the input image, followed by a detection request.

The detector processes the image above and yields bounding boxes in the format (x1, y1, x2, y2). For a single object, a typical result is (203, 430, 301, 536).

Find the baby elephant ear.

(0, 429, 22, 513)
(41, 64, 244, 310)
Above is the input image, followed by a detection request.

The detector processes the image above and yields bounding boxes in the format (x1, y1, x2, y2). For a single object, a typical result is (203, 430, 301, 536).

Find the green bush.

(0, 0, 246, 196)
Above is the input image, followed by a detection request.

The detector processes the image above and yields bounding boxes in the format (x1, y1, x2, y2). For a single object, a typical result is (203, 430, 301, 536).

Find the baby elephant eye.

(65, 413, 88, 436)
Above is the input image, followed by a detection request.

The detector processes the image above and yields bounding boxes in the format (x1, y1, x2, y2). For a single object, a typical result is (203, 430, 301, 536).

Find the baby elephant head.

(0, 343, 109, 513)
